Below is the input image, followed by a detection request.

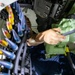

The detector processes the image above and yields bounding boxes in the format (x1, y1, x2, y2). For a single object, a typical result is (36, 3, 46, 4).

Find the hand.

(39, 28, 65, 45)
(27, 28, 66, 46)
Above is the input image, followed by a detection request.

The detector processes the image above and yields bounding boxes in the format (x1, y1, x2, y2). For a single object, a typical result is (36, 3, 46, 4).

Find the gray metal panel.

(34, 0, 52, 18)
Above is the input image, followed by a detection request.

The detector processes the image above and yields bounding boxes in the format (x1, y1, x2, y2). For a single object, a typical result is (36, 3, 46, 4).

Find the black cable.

(66, 52, 75, 75)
